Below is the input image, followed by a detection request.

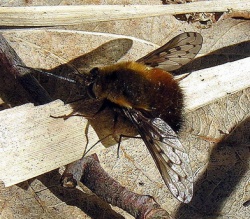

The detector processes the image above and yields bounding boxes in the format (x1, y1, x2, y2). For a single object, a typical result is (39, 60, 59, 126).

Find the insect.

(28, 32, 202, 203)
(78, 32, 203, 203)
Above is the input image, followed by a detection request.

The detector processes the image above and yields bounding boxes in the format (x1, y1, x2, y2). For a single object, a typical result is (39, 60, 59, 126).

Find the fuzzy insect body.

(83, 32, 203, 203)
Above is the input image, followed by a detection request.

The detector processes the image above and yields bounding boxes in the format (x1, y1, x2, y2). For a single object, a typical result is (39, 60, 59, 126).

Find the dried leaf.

(0, 4, 249, 218)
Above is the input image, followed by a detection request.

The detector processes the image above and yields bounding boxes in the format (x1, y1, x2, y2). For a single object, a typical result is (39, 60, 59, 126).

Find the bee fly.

(80, 32, 203, 203)
(27, 32, 202, 203)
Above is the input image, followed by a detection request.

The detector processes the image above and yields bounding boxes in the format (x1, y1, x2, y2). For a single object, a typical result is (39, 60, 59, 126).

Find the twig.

(0, 34, 52, 104)
(61, 154, 173, 219)
(0, 1, 249, 26)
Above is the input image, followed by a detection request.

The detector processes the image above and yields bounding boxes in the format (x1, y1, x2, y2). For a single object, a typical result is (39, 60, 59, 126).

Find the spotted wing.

(123, 108, 193, 203)
(137, 32, 202, 71)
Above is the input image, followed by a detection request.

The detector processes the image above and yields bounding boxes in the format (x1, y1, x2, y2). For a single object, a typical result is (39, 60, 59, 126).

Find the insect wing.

(137, 32, 202, 71)
(123, 108, 193, 203)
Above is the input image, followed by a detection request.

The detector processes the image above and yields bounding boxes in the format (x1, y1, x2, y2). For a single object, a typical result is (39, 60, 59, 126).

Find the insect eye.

(90, 67, 99, 78)
(87, 82, 97, 99)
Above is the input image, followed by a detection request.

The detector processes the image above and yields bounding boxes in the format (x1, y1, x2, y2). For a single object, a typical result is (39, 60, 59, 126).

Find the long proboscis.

(16, 65, 77, 83)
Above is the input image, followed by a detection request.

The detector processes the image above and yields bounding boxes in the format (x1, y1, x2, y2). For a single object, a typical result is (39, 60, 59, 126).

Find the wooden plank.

(182, 57, 250, 111)
(0, 100, 101, 187)
(0, 1, 249, 26)
(0, 57, 249, 187)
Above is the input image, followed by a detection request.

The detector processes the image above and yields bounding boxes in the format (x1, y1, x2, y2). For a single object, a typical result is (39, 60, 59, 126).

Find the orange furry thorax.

(92, 61, 183, 131)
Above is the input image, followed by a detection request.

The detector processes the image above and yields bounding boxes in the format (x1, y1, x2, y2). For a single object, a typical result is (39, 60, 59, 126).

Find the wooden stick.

(0, 1, 249, 26)
(0, 56, 249, 187)
(61, 154, 173, 219)
(0, 100, 89, 187)
(0, 34, 52, 104)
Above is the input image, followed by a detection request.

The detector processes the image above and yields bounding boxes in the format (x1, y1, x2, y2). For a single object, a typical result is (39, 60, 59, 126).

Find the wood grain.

(0, 1, 249, 26)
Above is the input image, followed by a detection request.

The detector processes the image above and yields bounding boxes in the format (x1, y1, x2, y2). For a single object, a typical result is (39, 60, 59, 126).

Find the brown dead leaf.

(0, 2, 250, 218)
